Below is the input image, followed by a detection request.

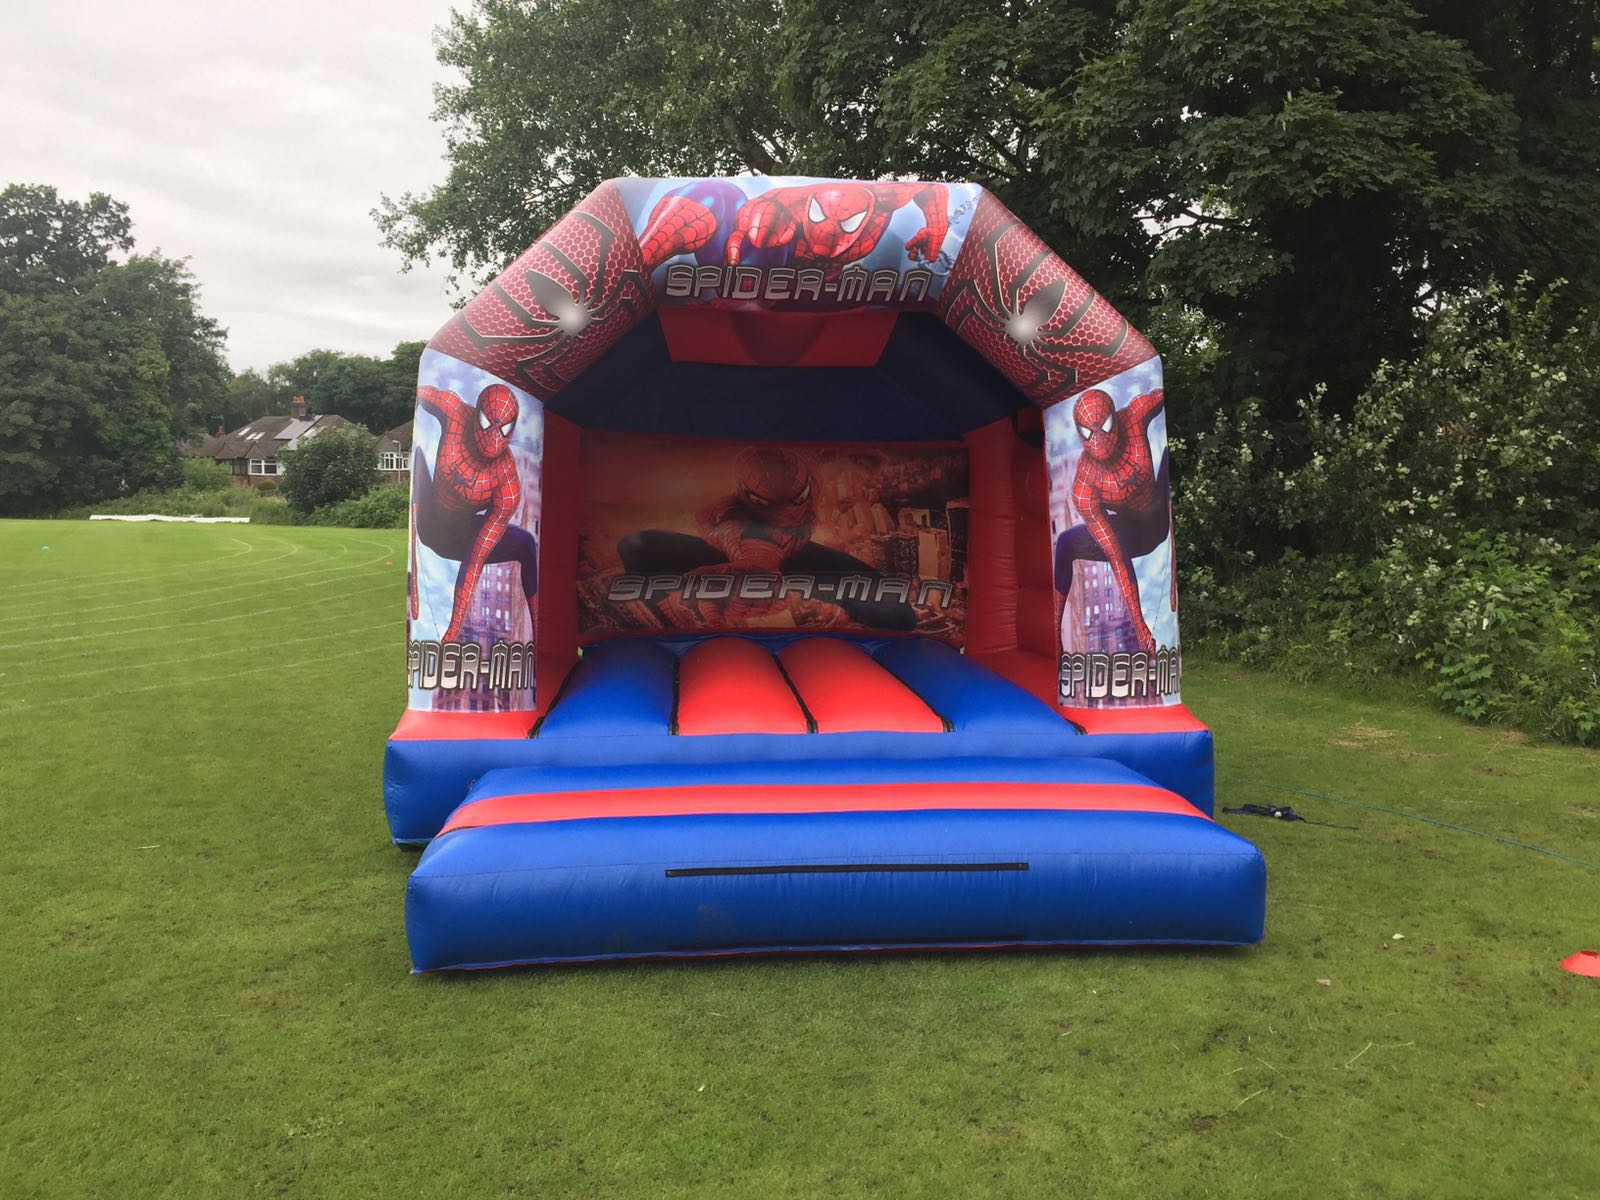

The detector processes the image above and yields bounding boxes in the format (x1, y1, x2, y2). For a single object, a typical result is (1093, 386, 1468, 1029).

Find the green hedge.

(61, 478, 407, 529)
(60, 484, 278, 521)
(1177, 282, 1599, 744)
(298, 484, 409, 529)
(180, 458, 233, 492)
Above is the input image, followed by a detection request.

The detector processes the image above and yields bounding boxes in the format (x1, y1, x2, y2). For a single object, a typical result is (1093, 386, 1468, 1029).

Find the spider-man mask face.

(801, 185, 874, 260)
(734, 447, 813, 514)
(472, 384, 519, 458)
(1073, 389, 1121, 462)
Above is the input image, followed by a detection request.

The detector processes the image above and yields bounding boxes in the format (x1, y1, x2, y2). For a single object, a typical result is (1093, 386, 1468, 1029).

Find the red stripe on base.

(392, 709, 539, 741)
(439, 780, 1205, 835)
(675, 637, 810, 735)
(779, 639, 944, 733)
(1062, 704, 1209, 735)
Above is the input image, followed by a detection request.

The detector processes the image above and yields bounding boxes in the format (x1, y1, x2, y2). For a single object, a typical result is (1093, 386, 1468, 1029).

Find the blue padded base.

(406, 796, 1266, 971)
(384, 635, 1215, 843)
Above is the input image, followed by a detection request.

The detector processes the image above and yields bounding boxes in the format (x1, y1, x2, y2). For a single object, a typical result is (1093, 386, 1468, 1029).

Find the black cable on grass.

(1235, 780, 1600, 871)
(1222, 803, 1358, 830)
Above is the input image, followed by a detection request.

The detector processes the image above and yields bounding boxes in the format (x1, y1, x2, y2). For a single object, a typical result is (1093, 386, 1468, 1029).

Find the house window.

(248, 459, 281, 476)
(380, 451, 409, 471)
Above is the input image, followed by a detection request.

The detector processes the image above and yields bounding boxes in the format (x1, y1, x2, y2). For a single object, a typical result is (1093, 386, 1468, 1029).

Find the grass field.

(1, 519, 1596, 1198)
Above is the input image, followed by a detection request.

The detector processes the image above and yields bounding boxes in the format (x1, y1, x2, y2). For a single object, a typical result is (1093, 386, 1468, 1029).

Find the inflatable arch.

(388, 177, 1265, 970)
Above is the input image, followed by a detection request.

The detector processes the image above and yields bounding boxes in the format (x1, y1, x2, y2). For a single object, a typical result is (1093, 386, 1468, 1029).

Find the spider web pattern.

(427, 181, 655, 397)
(939, 192, 1154, 406)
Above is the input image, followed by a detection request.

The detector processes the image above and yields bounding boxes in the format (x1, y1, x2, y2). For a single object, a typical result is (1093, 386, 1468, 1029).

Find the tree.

(238, 342, 425, 434)
(280, 426, 378, 514)
(0, 184, 230, 514)
(90, 252, 230, 436)
(0, 184, 133, 297)
(375, 0, 791, 290)
(781, 0, 1599, 416)
(182, 456, 233, 491)
(383, 340, 428, 425)
(378, 0, 1600, 426)
(222, 368, 288, 430)
(264, 348, 343, 405)
(308, 353, 393, 431)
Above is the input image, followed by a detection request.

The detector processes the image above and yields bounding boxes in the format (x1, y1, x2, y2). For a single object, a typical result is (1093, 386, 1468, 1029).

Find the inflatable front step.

(405, 756, 1265, 971)
(384, 635, 1219, 843)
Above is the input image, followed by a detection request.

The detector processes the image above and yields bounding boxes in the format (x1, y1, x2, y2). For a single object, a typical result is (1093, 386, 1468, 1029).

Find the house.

(192, 396, 366, 487)
(375, 420, 413, 484)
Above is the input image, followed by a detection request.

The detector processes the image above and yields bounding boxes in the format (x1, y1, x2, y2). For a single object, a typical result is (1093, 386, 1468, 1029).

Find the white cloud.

(0, 0, 469, 370)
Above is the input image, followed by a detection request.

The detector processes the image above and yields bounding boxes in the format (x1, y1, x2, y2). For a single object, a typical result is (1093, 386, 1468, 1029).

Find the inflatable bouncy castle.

(386, 177, 1266, 971)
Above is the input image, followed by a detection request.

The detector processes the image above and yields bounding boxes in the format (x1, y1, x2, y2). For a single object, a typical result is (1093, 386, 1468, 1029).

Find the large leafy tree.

(379, 0, 1600, 424)
(311, 353, 399, 432)
(0, 184, 134, 297)
(376, 0, 792, 289)
(238, 341, 425, 434)
(280, 426, 379, 514)
(0, 185, 230, 515)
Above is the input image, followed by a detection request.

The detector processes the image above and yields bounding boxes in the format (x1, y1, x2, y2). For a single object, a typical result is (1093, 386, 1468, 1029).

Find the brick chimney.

(290, 395, 308, 419)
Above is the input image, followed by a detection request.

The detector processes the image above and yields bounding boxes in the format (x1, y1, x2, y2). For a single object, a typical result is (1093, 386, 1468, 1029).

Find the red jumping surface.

(439, 779, 1207, 835)
(778, 638, 945, 734)
(676, 637, 812, 735)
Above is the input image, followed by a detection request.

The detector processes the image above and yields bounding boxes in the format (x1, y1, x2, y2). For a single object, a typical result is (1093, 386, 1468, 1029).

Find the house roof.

(199, 414, 367, 462)
(376, 421, 413, 457)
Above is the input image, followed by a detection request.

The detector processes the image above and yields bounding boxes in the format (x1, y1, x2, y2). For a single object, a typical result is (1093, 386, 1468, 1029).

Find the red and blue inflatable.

(387, 177, 1266, 971)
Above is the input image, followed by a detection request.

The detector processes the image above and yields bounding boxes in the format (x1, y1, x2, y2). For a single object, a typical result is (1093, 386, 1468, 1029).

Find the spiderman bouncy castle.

(390, 176, 1265, 971)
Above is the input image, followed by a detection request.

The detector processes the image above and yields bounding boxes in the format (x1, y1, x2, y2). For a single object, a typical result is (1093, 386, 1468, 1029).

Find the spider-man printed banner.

(1046, 360, 1183, 708)
(427, 176, 1154, 406)
(406, 350, 544, 713)
(615, 176, 985, 313)
(576, 432, 970, 642)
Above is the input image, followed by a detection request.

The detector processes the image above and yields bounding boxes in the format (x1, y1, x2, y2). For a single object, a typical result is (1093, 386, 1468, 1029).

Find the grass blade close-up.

(1, 519, 1595, 1198)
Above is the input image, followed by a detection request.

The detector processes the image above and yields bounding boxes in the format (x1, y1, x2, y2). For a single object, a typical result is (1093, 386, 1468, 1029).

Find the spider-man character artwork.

(941, 192, 1153, 404)
(616, 446, 915, 631)
(1054, 387, 1176, 657)
(720, 182, 950, 271)
(426, 182, 656, 398)
(636, 186, 727, 270)
(632, 180, 950, 279)
(410, 383, 537, 644)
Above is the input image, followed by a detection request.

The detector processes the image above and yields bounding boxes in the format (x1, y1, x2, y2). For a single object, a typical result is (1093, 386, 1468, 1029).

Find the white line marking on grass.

(0, 563, 405, 668)
(0, 536, 294, 611)
(0, 544, 310, 624)
(0, 540, 397, 629)
(0, 643, 391, 714)
(0, 529, 267, 597)
(0, 541, 395, 638)
(0, 577, 402, 652)
(0, 623, 391, 691)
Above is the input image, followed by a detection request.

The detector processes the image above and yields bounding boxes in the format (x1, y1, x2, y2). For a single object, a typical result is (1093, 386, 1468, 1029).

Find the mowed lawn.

(1, 518, 1596, 1198)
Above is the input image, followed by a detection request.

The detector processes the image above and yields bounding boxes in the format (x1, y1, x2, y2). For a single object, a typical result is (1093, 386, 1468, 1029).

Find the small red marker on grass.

(1560, 950, 1600, 977)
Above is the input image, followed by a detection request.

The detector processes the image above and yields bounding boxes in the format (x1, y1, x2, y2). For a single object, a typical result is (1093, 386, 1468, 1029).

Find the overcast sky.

(2, 1, 467, 372)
